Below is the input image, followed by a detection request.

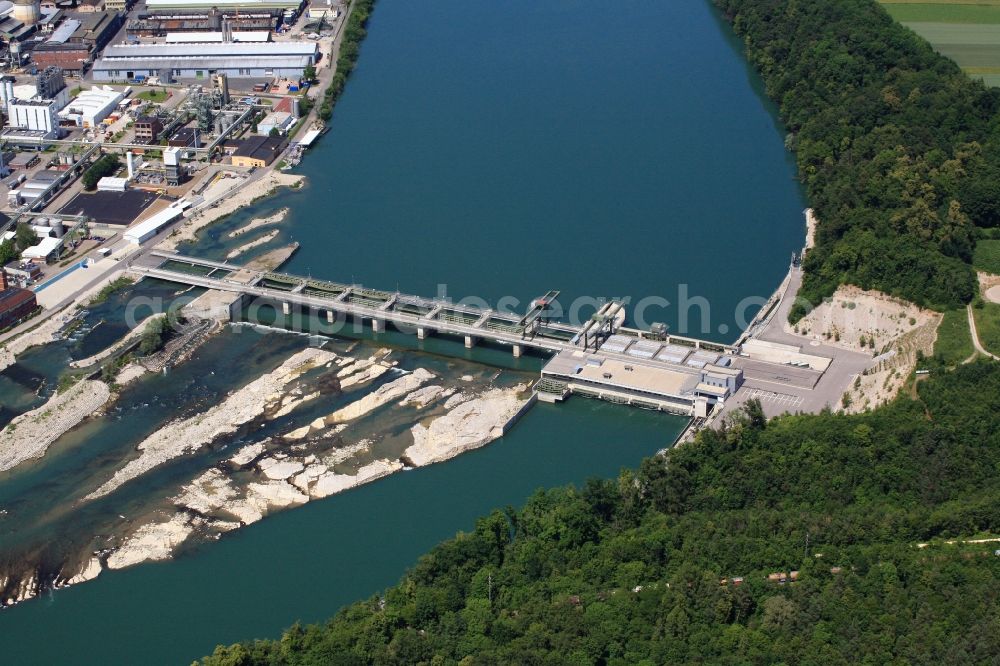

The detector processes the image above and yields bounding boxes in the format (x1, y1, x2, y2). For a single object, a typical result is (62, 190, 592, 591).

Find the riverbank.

(160, 172, 304, 251)
(0, 379, 112, 472)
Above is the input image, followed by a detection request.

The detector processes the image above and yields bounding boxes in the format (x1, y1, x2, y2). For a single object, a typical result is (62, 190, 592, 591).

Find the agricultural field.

(881, 1, 1000, 86)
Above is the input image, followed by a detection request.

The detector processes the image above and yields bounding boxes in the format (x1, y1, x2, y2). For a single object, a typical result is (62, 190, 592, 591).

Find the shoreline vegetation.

(715, 0, 1000, 318)
(310, 0, 376, 122)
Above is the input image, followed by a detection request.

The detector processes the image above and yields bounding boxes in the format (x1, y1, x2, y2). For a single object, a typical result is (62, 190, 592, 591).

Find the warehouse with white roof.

(57, 87, 126, 128)
(92, 41, 319, 81)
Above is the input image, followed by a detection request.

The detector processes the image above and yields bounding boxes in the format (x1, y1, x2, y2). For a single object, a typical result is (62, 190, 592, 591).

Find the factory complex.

(0, 0, 338, 321)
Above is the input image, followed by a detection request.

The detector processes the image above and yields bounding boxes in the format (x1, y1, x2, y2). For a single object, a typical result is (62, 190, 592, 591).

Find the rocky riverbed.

(0, 379, 112, 472)
(0, 321, 535, 608)
(99, 377, 531, 573)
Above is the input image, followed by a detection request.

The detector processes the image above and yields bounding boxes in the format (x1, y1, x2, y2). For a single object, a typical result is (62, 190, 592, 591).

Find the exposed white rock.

(176, 468, 239, 514)
(85, 348, 337, 500)
(399, 385, 450, 409)
(226, 229, 280, 260)
(405, 386, 528, 467)
(228, 442, 267, 466)
(339, 362, 391, 389)
(258, 457, 305, 480)
(444, 392, 469, 410)
(328, 369, 435, 423)
(67, 557, 103, 585)
(106, 514, 194, 569)
(0, 379, 112, 472)
(273, 390, 322, 418)
(310, 459, 403, 499)
(115, 363, 148, 386)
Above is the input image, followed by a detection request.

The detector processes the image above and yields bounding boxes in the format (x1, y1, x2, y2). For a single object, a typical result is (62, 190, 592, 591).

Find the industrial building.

(30, 42, 91, 73)
(124, 198, 189, 243)
(92, 40, 318, 80)
(0, 282, 37, 329)
(256, 110, 293, 135)
(30, 10, 123, 72)
(145, 0, 302, 12)
(34, 65, 64, 99)
(21, 235, 61, 262)
(167, 125, 201, 147)
(133, 114, 162, 143)
(7, 98, 60, 134)
(57, 86, 125, 127)
(230, 135, 285, 167)
(3, 260, 42, 287)
(307, 0, 340, 20)
(126, 10, 278, 38)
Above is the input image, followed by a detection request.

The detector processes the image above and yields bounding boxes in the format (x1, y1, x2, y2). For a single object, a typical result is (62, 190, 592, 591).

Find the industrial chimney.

(12, 0, 41, 26)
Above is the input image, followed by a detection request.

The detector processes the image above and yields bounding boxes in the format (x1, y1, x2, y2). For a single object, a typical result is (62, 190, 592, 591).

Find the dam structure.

(130, 251, 833, 418)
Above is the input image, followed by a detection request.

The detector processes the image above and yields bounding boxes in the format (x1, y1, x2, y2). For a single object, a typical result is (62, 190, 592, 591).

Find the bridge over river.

(129, 251, 836, 418)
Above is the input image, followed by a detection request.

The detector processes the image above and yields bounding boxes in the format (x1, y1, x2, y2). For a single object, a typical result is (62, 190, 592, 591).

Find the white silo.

(12, 0, 40, 25)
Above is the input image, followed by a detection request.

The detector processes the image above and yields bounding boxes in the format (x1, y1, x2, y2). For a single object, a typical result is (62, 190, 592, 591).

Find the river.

(0, 1, 804, 663)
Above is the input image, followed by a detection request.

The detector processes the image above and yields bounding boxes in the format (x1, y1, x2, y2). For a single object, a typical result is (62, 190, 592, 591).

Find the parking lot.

(742, 387, 805, 410)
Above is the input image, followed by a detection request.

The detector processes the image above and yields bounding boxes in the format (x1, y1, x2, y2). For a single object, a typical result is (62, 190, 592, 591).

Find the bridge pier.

(512, 344, 522, 358)
(372, 319, 384, 334)
(417, 326, 427, 340)
(326, 310, 334, 323)
(465, 335, 477, 349)
(282, 301, 291, 316)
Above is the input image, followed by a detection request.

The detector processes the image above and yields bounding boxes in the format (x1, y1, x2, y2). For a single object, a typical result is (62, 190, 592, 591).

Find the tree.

(82, 154, 121, 191)
(303, 64, 316, 82)
(138, 316, 167, 356)
(0, 238, 17, 266)
(15, 223, 37, 251)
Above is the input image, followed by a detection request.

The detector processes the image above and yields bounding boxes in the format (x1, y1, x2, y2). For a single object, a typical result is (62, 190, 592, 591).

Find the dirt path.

(967, 305, 999, 361)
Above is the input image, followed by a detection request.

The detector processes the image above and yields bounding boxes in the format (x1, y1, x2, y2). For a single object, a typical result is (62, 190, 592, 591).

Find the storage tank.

(0, 76, 14, 107)
(51, 219, 65, 238)
(12, 0, 40, 26)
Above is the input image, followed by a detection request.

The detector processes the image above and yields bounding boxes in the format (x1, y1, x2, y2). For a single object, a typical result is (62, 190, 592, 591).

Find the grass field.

(883, 3, 1000, 23)
(973, 302, 1000, 355)
(933, 307, 976, 363)
(974, 239, 1000, 274)
(881, 1, 1000, 85)
(136, 90, 169, 102)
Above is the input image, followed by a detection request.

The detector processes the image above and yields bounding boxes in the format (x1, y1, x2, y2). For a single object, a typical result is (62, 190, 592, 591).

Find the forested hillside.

(716, 0, 1000, 315)
(198, 361, 1000, 665)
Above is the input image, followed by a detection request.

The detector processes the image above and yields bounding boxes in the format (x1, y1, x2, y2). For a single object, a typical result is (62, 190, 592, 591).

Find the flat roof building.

(167, 125, 201, 147)
(0, 286, 37, 329)
(145, 0, 302, 11)
(133, 114, 162, 143)
(92, 40, 318, 81)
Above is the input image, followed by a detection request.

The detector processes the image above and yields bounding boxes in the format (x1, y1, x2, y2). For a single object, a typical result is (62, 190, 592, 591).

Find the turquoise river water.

(0, 1, 804, 663)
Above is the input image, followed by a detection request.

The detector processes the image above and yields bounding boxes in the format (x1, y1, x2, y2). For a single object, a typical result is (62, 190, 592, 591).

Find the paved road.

(714, 267, 872, 420)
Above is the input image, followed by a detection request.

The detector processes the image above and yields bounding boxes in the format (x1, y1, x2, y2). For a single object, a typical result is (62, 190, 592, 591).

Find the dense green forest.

(715, 0, 1000, 316)
(198, 361, 1000, 665)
